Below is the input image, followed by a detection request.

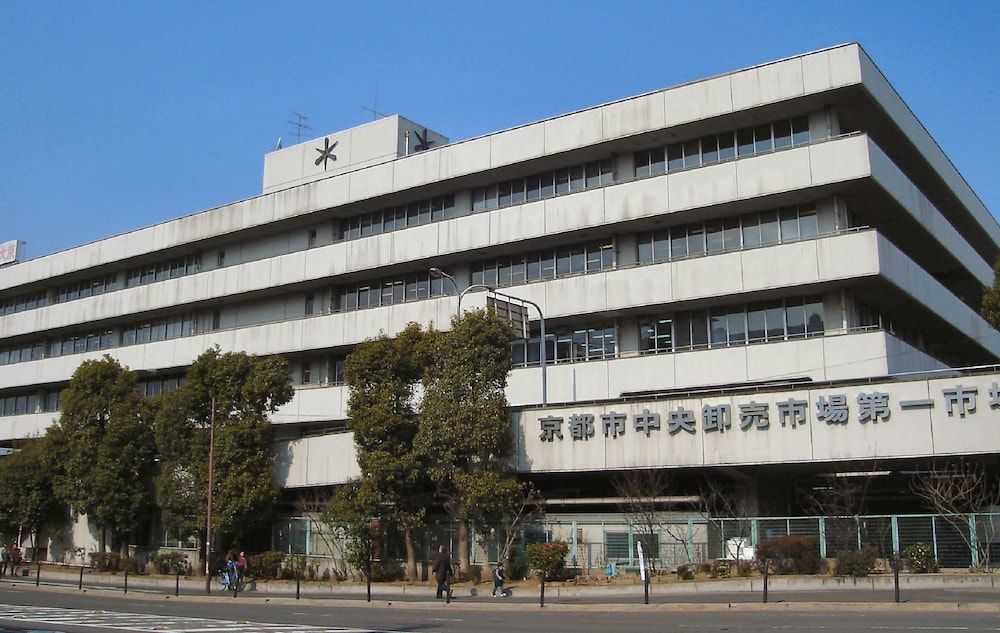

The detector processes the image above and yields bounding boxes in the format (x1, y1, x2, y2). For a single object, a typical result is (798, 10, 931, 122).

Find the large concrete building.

(2, 44, 999, 563)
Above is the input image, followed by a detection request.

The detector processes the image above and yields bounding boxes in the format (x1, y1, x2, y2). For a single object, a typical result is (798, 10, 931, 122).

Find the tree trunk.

(98, 527, 107, 554)
(404, 530, 418, 582)
(458, 520, 471, 576)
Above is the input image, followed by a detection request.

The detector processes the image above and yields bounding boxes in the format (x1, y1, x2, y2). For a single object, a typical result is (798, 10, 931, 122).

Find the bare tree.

(292, 489, 350, 581)
(912, 460, 1000, 571)
(613, 470, 697, 570)
(699, 477, 755, 567)
(477, 482, 544, 573)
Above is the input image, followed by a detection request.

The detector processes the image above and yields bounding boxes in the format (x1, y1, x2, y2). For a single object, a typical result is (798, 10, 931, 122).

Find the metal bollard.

(175, 571, 180, 597)
(35, 563, 40, 587)
(892, 557, 900, 604)
(124, 567, 129, 594)
(78, 566, 84, 590)
(762, 560, 769, 604)
(643, 568, 649, 605)
(539, 572, 545, 608)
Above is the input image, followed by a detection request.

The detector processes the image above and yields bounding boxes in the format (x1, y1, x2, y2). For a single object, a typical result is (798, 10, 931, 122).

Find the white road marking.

(0, 603, 409, 633)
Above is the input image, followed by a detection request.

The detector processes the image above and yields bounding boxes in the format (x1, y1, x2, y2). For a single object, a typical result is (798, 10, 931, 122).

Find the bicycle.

(218, 568, 247, 593)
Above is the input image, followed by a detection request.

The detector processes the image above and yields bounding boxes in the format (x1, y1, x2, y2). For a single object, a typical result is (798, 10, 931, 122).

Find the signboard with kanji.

(0, 240, 22, 266)
(516, 373, 1000, 472)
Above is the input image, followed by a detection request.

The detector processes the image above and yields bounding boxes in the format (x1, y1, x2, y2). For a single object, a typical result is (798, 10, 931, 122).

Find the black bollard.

(296, 571, 301, 600)
(762, 560, 769, 604)
(367, 573, 372, 603)
(643, 568, 650, 605)
(78, 566, 84, 590)
(124, 567, 129, 594)
(539, 572, 545, 608)
(175, 571, 180, 597)
(35, 563, 40, 587)
(892, 557, 900, 603)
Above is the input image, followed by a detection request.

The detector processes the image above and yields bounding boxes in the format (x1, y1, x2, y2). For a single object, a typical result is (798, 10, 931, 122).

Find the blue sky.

(2, 1, 998, 259)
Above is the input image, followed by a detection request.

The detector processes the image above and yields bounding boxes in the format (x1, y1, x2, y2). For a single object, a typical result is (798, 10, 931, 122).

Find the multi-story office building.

(2, 44, 999, 560)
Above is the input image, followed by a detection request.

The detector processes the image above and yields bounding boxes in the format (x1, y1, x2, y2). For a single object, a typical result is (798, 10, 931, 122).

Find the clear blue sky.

(2, 1, 998, 259)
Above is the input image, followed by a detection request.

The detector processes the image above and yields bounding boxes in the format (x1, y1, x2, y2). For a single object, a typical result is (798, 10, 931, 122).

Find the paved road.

(1, 585, 1000, 633)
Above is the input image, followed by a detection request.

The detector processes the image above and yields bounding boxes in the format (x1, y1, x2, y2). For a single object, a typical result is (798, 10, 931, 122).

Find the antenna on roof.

(288, 112, 311, 142)
(363, 85, 387, 121)
(273, 137, 283, 151)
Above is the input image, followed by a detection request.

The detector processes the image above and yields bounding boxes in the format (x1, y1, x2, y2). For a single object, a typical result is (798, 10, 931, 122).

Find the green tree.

(0, 437, 66, 561)
(153, 347, 293, 566)
(322, 481, 380, 581)
(344, 323, 432, 581)
(47, 356, 155, 554)
(415, 309, 519, 575)
(981, 255, 1000, 329)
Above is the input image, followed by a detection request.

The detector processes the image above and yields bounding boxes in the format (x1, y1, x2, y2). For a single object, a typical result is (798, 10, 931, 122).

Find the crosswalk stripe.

(0, 603, 409, 633)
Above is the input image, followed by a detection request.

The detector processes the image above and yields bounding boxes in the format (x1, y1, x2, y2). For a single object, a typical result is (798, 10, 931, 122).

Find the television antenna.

(363, 86, 387, 121)
(288, 112, 312, 141)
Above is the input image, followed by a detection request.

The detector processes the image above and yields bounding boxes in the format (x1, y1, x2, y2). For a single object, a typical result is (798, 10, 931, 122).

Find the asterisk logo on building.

(314, 137, 338, 170)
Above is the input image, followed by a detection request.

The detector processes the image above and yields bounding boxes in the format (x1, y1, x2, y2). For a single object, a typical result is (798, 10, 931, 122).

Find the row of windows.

(511, 325, 617, 368)
(1, 290, 48, 315)
(122, 314, 196, 346)
(333, 273, 452, 312)
(136, 374, 187, 398)
(634, 116, 811, 178)
(472, 241, 615, 288)
(54, 273, 120, 304)
(472, 159, 615, 213)
(636, 204, 819, 263)
(126, 255, 202, 288)
(296, 355, 347, 386)
(639, 296, 825, 353)
(0, 390, 60, 417)
(335, 195, 457, 241)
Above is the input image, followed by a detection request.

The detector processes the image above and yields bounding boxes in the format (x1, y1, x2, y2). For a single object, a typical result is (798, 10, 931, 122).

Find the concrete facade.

(1, 44, 999, 555)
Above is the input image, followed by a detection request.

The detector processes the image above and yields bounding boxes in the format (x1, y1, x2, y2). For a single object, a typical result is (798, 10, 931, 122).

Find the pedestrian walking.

(492, 563, 506, 597)
(0, 543, 7, 577)
(10, 545, 21, 577)
(432, 546, 453, 600)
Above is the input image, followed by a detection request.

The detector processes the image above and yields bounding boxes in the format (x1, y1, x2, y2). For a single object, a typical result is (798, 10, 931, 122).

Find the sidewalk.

(7, 566, 1000, 602)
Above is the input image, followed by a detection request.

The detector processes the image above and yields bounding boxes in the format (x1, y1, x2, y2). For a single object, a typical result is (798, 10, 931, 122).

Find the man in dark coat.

(432, 546, 453, 599)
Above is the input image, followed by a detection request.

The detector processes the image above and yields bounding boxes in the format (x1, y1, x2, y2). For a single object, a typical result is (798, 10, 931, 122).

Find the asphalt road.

(0, 585, 999, 633)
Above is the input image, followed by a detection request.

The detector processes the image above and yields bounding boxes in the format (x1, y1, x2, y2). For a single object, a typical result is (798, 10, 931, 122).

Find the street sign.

(487, 293, 530, 339)
(637, 540, 646, 581)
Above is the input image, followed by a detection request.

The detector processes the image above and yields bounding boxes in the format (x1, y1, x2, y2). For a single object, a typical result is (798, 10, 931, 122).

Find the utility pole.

(204, 396, 216, 594)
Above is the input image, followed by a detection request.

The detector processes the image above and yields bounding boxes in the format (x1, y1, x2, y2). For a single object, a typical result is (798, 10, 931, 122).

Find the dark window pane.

(687, 224, 705, 256)
(791, 116, 810, 144)
(737, 128, 755, 156)
(764, 301, 785, 340)
(555, 170, 570, 195)
(701, 136, 719, 164)
(653, 230, 670, 261)
(705, 220, 724, 253)
(710, 308, 729, 346)
(798, 205, 818, 237)
(759, 211, 780, 244)
(556, 249, 571, 276)
(671, 227, 688, 258)
(586, 162, 601, 188)
(742, 214, 761, 247)
(683, 140, 701, 168)
(526, 176, 541, 201)
(747, 303, 766, 342)
(773, 119, 792, 148)
(728, 308, 746, 344)
(540, 172, 555, 198)
(637, 235, 653, 263)
(498, 181, 512, 207)
(779, 207, 800, 241)
(723, 217, 741, 250)
(649, 147, 665, 175)
(569, 166, 585, 191)
(754, 124, 773, 153)
(785, 298, 806, 338)
(805, 296, 825, 334)
(667, 143, 684, 171)
(718, 132, 736, 160)
(691, 311, 709, 348)
(510, 179, 525, 205)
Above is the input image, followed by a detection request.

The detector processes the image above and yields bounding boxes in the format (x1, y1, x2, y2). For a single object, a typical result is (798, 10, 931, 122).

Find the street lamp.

(429, 268, 548, 406)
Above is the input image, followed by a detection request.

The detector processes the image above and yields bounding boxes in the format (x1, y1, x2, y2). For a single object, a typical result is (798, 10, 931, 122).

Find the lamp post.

(429, 268, 547, 406)
(204, 396, 216, 594)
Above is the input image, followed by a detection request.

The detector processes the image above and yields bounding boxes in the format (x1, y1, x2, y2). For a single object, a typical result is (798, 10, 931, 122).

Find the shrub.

(675, 563, 695, 580)
(369, 562, 405, 581)
(248, 551, 285, 579)
(88, 552, 119, 572)
(149, 552, 189, 575)
(835, 547, 878, 577)
(697, 562, 712, 575)
(119, 555, 143, 573)
(736, 561, 754, 577)
(525, 541, 569, 580)
(507, 551, 529, 580)
(756, 535, 820, 575)
(709, 559, 731, 578)
(903, 543, 939, 573)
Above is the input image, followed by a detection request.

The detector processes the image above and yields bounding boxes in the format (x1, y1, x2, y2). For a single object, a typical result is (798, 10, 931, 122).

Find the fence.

(272, 512, 1000, 573)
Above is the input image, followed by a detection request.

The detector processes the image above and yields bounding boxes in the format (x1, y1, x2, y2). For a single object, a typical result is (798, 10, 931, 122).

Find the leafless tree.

(292, 489, 351, 581)
(699, 476, 755, 567)
(912, 460, 1000, 571)
(477, 482, 544, 573)
(613, 469, 697, 570)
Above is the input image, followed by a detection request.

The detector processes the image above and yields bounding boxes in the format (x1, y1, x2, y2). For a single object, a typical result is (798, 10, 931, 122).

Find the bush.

(369, 562, 405, 582)
(525, 541, 569, 580)
(507, 551, 529, 580)
(248, 551, 285, 579)
(149, 552, 189, 575)
(835, 547, 878, 577)
(903, 543, 939, 573)
(709, 559, 731, 578)
(736, 561, 754, 577)
(675, 563, 695, 580)
(756, 535, 820, 575)
(88, 552, 143, 573)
